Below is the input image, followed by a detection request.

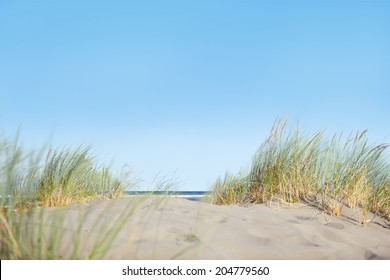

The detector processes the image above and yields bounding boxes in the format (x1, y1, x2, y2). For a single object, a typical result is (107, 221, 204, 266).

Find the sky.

(0, 0, 389, 191)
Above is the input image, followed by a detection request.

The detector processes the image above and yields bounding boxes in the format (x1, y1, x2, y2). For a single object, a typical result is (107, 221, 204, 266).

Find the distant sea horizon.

(124, 190, 209, 201)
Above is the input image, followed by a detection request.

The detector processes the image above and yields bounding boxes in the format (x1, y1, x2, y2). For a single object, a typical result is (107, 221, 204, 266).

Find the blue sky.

(0, 0, 389, 190)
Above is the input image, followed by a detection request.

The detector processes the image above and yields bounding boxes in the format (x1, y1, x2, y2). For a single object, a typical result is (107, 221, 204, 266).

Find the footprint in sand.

(286, 219, 299, 224)
(202, 214, 229, 224)
(295, 215, 313, 221)
(325, 222, 345, 230)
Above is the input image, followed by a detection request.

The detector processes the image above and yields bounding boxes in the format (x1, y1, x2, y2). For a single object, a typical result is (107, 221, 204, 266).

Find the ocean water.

(124, 191, 209, 201)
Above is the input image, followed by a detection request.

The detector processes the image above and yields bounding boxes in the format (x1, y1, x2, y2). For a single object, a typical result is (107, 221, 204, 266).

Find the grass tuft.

(0, 131, 137, 259)
(209, 118, 390, 224)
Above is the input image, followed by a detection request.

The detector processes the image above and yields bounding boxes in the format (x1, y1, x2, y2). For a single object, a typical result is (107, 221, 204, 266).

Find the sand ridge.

(41, 197, 390, 260)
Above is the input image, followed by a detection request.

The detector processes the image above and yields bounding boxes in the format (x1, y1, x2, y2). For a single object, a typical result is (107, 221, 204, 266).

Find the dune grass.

(2, 118, 389, 258)
(0, 132, 140, 259)
(1, 140, 126, 212)
(210, 118, 390, 224)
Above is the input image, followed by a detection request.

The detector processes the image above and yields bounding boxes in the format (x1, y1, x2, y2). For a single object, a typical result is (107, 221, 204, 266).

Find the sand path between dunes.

(39, 197, 390, 259)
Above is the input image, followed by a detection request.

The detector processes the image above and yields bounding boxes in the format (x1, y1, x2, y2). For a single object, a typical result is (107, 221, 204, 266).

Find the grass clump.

(0, 131, 137, 259)
(37, 147, 123, 208)
(2, 144, 125, 211)
(210, 118, 390, 223)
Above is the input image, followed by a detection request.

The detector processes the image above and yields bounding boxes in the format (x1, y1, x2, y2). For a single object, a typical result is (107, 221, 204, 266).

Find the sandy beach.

(32, 197, 390, 260)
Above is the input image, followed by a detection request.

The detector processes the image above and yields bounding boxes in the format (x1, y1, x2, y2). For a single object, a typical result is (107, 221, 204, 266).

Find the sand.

(36, 197, 390, 260)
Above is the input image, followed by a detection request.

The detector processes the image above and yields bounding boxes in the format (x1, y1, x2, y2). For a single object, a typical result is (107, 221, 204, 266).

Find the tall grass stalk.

(210, 118, 390, 223)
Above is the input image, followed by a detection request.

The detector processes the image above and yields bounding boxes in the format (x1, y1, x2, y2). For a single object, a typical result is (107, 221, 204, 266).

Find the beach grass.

(209, 118, 390, 223)
(0, 131, 143, 259)
(2, 118, 389, 259)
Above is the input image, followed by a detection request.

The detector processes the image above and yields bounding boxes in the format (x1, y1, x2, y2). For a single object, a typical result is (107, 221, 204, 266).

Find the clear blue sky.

(1, 0, 389, 190)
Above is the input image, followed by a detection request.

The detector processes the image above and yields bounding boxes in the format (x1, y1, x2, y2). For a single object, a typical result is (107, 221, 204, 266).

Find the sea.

(124, 191, 209, 201)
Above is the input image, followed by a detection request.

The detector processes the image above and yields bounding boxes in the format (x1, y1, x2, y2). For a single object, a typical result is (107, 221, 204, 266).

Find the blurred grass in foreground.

(0, 130, 142, 259)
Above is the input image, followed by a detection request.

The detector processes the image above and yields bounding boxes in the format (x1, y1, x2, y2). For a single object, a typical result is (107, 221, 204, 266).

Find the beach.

(34, 197, 390, 260)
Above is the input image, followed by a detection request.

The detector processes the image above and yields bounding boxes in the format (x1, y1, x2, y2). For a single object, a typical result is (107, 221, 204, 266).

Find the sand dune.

(38, 197, 390, 260)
